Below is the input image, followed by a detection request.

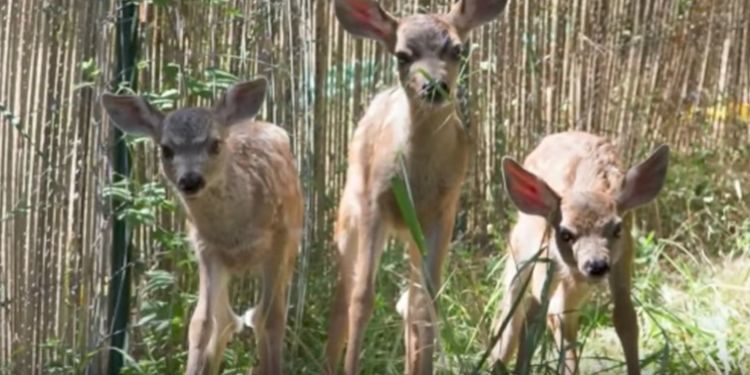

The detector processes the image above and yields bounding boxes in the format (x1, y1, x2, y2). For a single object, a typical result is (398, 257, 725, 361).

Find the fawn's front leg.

(344, 212, 387, 374)
(324, 224, 359, 374)
(250, 246, 294, 375)
(546, 310, 580, 375)
(187, 252, 237, 375)
(489, 257, 534, 369)
(401, 209, 456, 375)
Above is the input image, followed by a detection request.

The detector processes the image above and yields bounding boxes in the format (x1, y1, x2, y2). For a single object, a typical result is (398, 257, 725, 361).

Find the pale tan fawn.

(101, 77, 303, 375)
(490, 132, 670, 374)
(324, 0, 508, 374)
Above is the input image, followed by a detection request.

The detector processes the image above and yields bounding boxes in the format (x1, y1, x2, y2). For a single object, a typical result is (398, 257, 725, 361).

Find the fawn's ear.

(214, 77, 267, 126)
(502, 157, 560, 217)
(101, 94, 164, 139)
(334, 0, 399, 52)
(447, 0, 508, 37)
(617, 145, 670, 212)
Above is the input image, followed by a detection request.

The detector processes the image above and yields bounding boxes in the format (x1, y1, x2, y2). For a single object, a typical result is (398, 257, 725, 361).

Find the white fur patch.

(396, 290, 410, 318)
(233, 312, 245, 333)
(241, 307, 256, 330)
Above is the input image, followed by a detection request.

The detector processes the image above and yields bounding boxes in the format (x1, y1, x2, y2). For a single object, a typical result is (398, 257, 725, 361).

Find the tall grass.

(82, 145, 750, 375)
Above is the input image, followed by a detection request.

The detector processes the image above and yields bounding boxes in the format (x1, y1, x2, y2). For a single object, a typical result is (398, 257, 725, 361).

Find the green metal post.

(108, 0, 138, 373)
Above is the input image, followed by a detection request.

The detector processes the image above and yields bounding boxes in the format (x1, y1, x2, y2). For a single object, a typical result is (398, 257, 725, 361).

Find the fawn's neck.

(400, 88, 466, 152)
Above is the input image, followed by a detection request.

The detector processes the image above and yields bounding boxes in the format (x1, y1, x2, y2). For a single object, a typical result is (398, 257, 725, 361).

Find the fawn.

(490, 131, 669, 374)
(325, 0, 508, 373)
(101, 77, 303, 375)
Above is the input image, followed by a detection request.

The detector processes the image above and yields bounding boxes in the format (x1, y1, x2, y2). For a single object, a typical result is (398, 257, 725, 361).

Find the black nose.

(584, 260, 610, 277)
(178, 173, 205, 194)
(421, 81, 450, 102)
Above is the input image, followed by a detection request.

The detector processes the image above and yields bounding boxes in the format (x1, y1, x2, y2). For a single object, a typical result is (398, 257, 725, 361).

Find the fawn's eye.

(395, 51, 413, 66)
(611, 222, 622, 239)
(558, 228, 577, 244)
(208, 139, 221, 155)
(161, 145, 174, 160)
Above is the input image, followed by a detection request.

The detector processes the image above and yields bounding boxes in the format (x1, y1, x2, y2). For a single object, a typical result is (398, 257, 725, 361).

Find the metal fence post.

(108, 0, 138, 373)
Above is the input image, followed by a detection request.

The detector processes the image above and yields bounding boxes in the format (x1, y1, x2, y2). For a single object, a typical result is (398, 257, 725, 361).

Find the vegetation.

(2, 0, 749, 374)
(99, 145, 747, 375)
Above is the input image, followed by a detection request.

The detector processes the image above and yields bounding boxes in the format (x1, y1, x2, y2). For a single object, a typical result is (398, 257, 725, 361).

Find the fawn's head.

(335, 0, 507, 106)
(101, 78, 268, 198)
(502, 145, 670, 280)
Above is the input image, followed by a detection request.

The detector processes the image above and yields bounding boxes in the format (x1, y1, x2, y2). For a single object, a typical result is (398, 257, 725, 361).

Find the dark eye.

(161, 145, 174, 160)
(559, 228, 577, 243)
(395, 51, 413, 66)
(208, 139, 221, 155)
(612, 223, 622, 239)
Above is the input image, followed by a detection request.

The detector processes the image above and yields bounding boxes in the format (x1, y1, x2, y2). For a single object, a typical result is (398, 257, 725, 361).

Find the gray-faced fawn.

(101, 78, 303, 375)
(324, 1, 508, 374)
(491, 131, 669, 375)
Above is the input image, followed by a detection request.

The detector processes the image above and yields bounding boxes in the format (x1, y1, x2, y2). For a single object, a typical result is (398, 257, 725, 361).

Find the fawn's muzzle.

(583, 259, 610, 277)
(421, 80, 450, 103)
(178, 172, 205, 195)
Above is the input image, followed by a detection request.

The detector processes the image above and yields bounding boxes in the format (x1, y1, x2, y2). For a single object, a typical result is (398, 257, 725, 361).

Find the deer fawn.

(101, 78, 303, 375)
(325, 0, 508, 373)
(490, 132, 669, 374)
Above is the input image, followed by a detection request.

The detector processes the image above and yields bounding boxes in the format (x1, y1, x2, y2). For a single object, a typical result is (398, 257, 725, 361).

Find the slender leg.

(514, 298, 541, 374)
(325, 226, 358, 374)
(610, 234, 640, 375)
(546, 302, 580, 375)
(250, 237, 296, 375)
(402, 266, 432, 375)
(343, 212, 387, 374)
(403, 207, 457, 375)
(489, 259, 533, 368)
(187, 253, 237, 375)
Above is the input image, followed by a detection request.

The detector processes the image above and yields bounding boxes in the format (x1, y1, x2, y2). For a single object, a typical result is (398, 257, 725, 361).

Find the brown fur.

(491, 131, 670, 375)
(101, 78, 303, 375)
(325, 1, 508, 374)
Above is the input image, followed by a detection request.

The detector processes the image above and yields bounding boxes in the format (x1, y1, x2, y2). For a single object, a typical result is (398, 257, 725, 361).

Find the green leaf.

(390, 154, 427, 255)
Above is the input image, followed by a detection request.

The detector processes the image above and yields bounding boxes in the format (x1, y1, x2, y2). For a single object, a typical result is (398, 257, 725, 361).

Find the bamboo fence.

(0, 0, 748, 373)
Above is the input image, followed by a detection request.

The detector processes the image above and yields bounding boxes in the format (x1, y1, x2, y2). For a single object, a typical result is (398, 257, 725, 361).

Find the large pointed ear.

(100, 94, 164, 139)
(617, 145, 670, 212)
(447, 0, 509, 37)
(214, 77, 267, 125)
(334, 0, 398, 52)
(502, 157, 560, 217)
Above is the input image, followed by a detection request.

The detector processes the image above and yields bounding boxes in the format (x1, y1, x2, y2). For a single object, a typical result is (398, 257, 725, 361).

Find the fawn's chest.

(183, 194, 278, 271)
(380, 121, 470, 225)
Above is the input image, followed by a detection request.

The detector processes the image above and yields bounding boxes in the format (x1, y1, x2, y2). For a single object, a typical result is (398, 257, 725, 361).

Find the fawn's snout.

(402, 56, 456, 106)
(420, 79, 450, 104)
(582, 258, 610, 277)
(566, 234, 616, 281)
(177, 172, 206, 195)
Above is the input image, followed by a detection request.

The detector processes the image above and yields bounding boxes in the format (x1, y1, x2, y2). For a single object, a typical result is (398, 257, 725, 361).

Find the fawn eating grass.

(490, 131, 670, 375)
(324, 0, 508, 373)
(101, 77, 303, 375)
